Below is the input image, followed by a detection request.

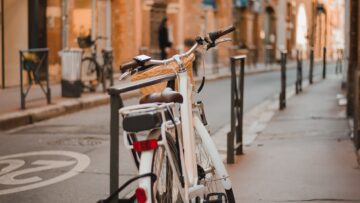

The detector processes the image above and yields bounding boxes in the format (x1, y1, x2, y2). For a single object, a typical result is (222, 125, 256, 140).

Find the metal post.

(309, 48, 314, 84)
(236, 57, 245, 155)
(105, 0, 112, 51)
(354, 71, 360, 150)
(322, 47, 326, 79)
(228, 55, 246, 163)
(296, 50, 300, 94)
(91, 0, 96, 56)
(61, 0, 68, 49)
(46, 51, 51, 104)
(279, 51, 287, 110)
(299, 50, 303, 92)
(109, 94, 123, 203)
(20, 51, 25, 109)
(1, 0, 4, 88)
(227, 57, 236, 164)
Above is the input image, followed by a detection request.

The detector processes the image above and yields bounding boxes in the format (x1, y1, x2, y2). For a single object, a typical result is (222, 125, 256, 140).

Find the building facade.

(0, 0, 344, 88)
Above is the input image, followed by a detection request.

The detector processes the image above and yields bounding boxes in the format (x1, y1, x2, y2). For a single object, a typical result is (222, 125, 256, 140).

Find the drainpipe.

(178, 0, 184, 53)
(91, 0, 96, 42)
(105, 0, 111, 51)
(61, 0, 68, 49)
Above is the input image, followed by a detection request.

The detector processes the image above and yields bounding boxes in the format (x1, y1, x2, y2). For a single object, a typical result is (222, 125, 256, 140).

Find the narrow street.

(1, 0, 358, 203)
(0, 64, 335, 203)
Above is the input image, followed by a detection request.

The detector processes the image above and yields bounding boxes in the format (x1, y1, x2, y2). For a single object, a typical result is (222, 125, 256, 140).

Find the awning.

(203, 0, 216, 8)
(234, 0, 248, 8)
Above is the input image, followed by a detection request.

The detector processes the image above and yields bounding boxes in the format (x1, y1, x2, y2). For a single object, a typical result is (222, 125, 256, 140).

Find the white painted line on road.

(0, 151, 90, 195)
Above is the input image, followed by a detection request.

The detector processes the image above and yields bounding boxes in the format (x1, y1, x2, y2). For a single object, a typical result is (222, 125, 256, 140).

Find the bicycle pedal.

(204, 193, 227, 203)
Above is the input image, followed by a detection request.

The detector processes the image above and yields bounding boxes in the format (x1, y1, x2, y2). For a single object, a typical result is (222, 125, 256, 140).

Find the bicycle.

(99, 25, 236, 203)
(77, 35, 114, 92)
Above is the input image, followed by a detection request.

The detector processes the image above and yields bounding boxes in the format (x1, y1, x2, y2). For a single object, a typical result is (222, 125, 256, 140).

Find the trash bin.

(60, 49, 83, 97)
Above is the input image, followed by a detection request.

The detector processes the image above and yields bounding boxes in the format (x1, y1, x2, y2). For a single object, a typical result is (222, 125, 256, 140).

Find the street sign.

(0, 151, 90, 195)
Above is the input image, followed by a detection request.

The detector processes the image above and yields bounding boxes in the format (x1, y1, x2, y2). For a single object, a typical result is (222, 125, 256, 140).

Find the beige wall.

(3, 0, 28, 87)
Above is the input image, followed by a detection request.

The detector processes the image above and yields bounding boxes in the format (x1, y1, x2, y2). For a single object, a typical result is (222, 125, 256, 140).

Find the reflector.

(133, 139, 158, 152)
(135, 187, 147, 203)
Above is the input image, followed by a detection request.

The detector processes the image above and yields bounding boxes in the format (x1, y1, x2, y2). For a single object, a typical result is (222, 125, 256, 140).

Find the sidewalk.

(0, 61, 297, 131)
(226, 76, 360, 202)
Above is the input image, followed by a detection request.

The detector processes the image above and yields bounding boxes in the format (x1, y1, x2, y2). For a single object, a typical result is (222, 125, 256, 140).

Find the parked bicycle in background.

(77, 35, 114, 92)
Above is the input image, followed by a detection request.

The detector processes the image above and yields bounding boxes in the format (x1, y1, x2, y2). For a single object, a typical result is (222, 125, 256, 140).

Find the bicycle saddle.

(140, 88, 183, 104)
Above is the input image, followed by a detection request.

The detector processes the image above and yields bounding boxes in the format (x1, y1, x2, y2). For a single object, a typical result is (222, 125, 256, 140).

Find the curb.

(0, 91, 139, 131)
(213, 75, 325, 161)
(0, 61, 300, 132)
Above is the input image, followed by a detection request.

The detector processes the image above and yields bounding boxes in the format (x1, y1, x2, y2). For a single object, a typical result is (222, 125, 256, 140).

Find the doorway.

(28, 0, 47, 49)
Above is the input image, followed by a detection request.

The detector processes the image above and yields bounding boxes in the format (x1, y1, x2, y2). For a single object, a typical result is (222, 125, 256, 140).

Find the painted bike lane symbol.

(0, 151, 90, 195)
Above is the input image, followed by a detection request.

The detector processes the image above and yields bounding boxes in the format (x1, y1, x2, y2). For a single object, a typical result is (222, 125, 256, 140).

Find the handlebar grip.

(208, 25, 235, 42)
(120, 60, 138, 73)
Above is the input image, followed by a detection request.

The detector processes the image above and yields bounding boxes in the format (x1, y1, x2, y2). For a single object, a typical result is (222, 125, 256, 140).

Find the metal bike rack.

(295, 50, 303, 94)
(107, 73, 176, 203)
(323, 47, 327, 79)
(279, 51, 287, 110)
(19, 48, 50, 109)
(227, 55, 245, 164)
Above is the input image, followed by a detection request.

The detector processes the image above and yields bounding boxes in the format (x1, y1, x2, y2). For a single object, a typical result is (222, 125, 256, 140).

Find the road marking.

(0, 151, 90, 195)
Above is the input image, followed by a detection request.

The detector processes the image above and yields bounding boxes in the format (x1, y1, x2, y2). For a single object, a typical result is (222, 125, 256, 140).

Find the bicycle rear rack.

(108, 73, 176, 203)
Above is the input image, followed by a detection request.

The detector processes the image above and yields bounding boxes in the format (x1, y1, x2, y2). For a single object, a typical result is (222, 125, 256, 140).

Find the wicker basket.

(131, 53, 195, 95)
(77, 35, 93, 49)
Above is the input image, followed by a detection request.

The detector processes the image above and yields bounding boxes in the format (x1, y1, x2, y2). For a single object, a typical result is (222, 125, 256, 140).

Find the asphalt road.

(0, 62, 336, 203)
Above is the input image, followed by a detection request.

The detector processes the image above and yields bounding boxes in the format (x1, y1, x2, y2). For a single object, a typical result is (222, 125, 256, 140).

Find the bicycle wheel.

(139, 131, 182, 203)
(81, 57, 100, 91)
(152, 132, 182, 203)
(195, 132, 235, 203)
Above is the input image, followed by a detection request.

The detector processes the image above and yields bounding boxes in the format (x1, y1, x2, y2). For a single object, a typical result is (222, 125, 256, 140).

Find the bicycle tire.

(101, 63, 113, 92)
(195, 131, 235, 203)
(140, 131, 182, 203)
(81, 57, 100, 91)
(105, 63, 114, 86)
(100, 65, 107, 93)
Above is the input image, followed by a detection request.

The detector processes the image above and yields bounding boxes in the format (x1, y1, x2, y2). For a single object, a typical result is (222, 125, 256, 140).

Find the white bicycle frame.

(121, 40, 233, 202)
(177, 64, 232, 192)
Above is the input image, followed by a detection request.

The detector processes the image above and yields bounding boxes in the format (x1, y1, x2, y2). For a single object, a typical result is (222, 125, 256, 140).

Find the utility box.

(60, 49, 83, 97)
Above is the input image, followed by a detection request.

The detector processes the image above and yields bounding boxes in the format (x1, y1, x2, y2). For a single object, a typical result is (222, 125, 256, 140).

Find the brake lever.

(215, 38, 232, 46)
(119, 70, 131, 81)
(205, 38, 232, 50)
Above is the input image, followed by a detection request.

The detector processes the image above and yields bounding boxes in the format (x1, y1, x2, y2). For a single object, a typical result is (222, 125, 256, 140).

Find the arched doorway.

(296, 4, 308, 55)
(264, 6, 276, 64)
(150, 1, 167, 58)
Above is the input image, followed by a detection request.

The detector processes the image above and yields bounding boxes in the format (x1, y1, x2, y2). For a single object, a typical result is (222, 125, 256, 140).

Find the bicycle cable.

(197, 47, 207, 93)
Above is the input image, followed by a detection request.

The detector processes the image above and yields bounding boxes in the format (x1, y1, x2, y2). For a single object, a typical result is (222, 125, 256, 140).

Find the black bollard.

(309, 48, 314, 84)
(323, 47, 326, 79)
(299, 50, 303, 92)
(279, 51, 287, 110)
(296, 50, 300, 94)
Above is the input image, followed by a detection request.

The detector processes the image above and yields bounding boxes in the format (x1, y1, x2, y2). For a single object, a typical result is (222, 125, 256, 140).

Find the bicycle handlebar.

(120, 60, 138, 73)
(208, 25, 235, 43)
(119, 25, 235, 73)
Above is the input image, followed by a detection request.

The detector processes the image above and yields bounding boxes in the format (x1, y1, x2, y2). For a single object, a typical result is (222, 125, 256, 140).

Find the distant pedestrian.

(158, 17, 172, 59)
